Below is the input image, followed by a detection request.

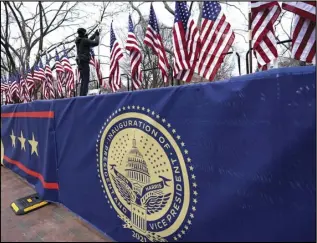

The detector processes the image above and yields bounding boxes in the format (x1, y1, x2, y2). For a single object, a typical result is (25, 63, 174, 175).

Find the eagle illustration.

(111, 170, 171, 215)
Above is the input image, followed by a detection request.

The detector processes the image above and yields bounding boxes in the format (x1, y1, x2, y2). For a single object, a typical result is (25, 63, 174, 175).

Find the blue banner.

(1, 66, 316, 242)
(1, 101, 59, 201)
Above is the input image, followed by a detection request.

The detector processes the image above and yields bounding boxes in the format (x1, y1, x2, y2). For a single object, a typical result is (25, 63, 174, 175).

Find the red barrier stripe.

(1, 111, 54, 118)
(3, 155, 59, 190)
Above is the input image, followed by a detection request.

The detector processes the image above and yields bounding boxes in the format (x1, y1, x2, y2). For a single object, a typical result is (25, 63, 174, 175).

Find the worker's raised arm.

(86, 29, 100, 47)
(85, 35, 100, 47)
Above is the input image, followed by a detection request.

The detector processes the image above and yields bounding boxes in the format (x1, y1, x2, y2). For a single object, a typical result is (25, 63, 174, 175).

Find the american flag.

(89, 51, 95, 66)
(144, 4, 170, 83)
(90, 49, 104, 87)
(38, 58, 47, 98)
(43, 54, 55, 99)
(39, 58, 47, 80)
(16, 73, 24, 103)
(6, 76, 12, 103)
(55, 50, 65, 98)
(282, 2, 316, 64)
(61, 48, 75, 97)
(1, 76, 7, 104)
(16, 73, 23, 102)
(109, 22, 124, 92)
(2, 76, 12, 103)
(173, 1, 200, 82)
(26, 67, 35, 100)
(8, 76, 13, 101)
(9, 74, 20, 101)
(20, 72, 30, 103)
(33, 60, 46, 84)
(1, 76, 8, 95)
(195, 2, 235, 81)
(251, 1, 281, 71)
(126, 14, 143, 90)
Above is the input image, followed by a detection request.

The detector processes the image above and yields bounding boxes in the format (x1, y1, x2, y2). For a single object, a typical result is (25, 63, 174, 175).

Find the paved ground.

(1, 166, 112, 242)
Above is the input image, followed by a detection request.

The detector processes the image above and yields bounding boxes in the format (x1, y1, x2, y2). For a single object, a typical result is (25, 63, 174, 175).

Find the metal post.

(170, 67, 174, 86)
(235, 52, 241, 76)
(74, 83, 77, 97)
(246, 39, 292, 74)
(97, 21, 101, 90)
(131, 75, 134, 91)
(248, 5, 253, 74)
(246, 50, 250, 74)
(97, 20, 101, 59)
(127, 75, 130, 91)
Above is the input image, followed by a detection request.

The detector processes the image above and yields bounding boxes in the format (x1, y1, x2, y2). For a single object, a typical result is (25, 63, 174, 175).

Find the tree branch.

(163, 2, 175, 15)
(222, 1, 248, 22)
(2, 4, 17, 72)
(43, 2, 66, 35)
(233, 31, 248, 44)
(38, 1, 44, 55)
(130, 2, 146, 26)
(6, 2, 29, 49)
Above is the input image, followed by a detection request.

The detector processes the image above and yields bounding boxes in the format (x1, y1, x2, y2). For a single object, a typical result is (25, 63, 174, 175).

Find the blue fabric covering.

(1, 66, 316, 242)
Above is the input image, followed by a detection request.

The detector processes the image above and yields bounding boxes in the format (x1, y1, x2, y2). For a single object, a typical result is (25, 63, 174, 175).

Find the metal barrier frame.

(246, 39, 292, 74)
(2, 50, 242, 103)
(74, 50, 241, 95)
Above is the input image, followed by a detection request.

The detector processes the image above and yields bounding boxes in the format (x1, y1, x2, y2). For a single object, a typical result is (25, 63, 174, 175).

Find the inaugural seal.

(97, 106, 198, 242)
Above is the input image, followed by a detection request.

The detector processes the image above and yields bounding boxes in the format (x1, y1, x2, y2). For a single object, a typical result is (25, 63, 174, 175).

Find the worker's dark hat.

(77, 28, 86, 36)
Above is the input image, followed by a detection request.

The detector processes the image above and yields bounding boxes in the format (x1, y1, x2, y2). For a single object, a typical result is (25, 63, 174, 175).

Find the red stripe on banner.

(1, 111, 54, 118)
(3, 155, 59, 190)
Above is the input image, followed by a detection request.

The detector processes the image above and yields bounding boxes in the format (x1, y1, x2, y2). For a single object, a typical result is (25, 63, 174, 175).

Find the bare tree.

(1, 2, 123, 73)
(1, 1, 126, 100)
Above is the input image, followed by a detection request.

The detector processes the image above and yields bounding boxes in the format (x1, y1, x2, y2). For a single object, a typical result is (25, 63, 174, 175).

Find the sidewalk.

(1, 166, 112, 242)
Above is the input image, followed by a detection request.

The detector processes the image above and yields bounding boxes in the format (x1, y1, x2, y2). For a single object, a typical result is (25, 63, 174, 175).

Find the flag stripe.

(144, 4, 170, 83)
(282, 2, 316, 63)
(110, 23, 123, 92)
(126, 16, 143, 90)
(195, 2, 235, 81)
(251, 1, 281, 70)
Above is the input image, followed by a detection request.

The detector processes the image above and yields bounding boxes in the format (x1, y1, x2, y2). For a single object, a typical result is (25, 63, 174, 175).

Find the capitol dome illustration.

(111, 134, 172, 234)
(125, 137, 150, 195)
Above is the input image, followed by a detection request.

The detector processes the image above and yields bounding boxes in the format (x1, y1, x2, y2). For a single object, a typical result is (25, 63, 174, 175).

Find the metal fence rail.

(245, 39, 292, 74)
(73, 50, 242, 96)
(1, 49, 244, 104)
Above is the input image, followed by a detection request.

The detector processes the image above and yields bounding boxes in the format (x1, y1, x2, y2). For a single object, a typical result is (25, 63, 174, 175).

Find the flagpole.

(97, 21, 102, 89)
(248, 3, 253, 74)
(198, 1, 204, 82)
(97, 21, 101, 64)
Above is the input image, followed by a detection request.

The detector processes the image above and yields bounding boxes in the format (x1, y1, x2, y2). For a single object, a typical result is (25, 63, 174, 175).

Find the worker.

(75, 28, 100, 96)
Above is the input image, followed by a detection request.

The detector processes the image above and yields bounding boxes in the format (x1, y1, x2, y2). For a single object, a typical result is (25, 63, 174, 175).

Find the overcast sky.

(3, 2, 293, 78)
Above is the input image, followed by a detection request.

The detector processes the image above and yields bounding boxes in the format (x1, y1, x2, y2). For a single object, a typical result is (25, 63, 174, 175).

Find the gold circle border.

(99, 111, 191, 238)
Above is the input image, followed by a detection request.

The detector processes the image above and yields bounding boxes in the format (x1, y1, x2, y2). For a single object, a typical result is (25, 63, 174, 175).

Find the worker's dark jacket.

(75, 34, 100, 64)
